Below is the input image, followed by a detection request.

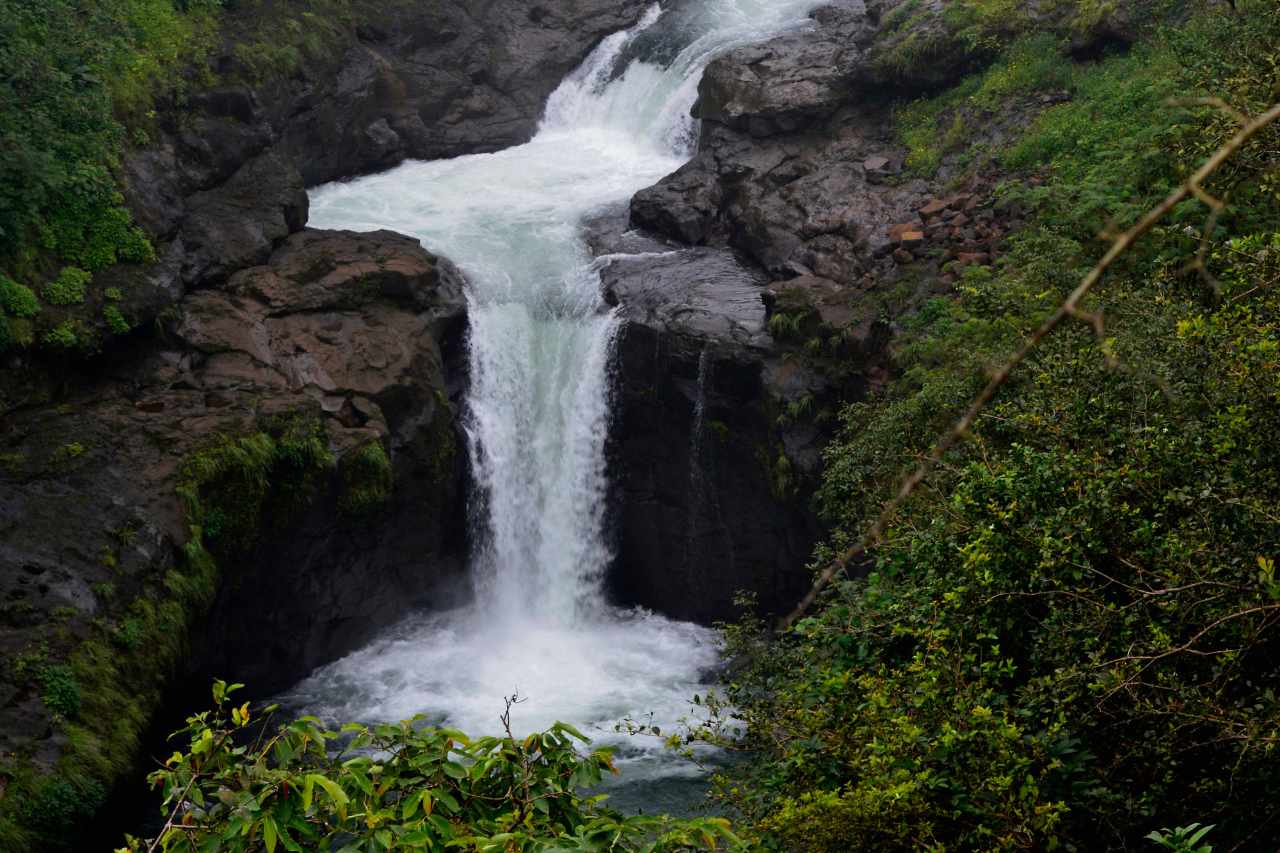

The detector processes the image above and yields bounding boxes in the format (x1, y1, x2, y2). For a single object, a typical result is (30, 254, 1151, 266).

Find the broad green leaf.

(308, 774, 349, 819)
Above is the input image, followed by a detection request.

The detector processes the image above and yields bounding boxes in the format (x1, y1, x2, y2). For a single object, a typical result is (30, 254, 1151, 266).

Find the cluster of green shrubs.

(120, 681, 740, 852)
(0, 0, 223, 353)
(707, 3, 1280, 850)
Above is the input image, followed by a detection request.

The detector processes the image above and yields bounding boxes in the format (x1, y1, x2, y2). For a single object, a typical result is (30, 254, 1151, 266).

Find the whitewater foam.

(285, 0, 825, 797)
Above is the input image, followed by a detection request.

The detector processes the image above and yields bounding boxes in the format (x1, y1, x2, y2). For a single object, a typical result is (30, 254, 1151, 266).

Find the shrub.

(102, 304, 130, 335)
(42, 267, 90, 306)
(38, 665, 82, 718)
(713, 5, 1280, 850)
(0, 0, 215, 273)
(41, 321, 80, 349)
(119, 681, 742, 853)
(0, 276, 39, 318)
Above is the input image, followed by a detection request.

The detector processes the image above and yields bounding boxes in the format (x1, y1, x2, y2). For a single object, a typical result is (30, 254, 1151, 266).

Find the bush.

(41, 321, 81, 350)
(712, 5, 1280, 850)
(41, 267, 90, 306)
(38, 665, 82, 718)
(102, 304, 130, 335)
(0, 0, 215, 274)
(0, 276, 39, 318)
(120, 681, 742, 852)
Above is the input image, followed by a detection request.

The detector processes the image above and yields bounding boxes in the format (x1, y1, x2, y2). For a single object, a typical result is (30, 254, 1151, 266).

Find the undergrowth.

(710, 3, 1280, 850)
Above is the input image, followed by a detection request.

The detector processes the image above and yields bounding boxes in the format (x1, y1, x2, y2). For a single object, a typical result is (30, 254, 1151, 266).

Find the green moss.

(340, 439, 393, 516)
(12, 777, 104, 843)
(103, 287, 122, 302)
(41, 321, 80, 349)
(0, 413, 336, 851)
(38, 665, 81, 718)
(41, 267, 91, 306)
(110, 618, 144, 651)
(1, 276, 40, 318)
(102, 304, 130, 335)
(8, 644, 48, 685)
(178, 414, 333, 557)
(48, 443, 85, 466)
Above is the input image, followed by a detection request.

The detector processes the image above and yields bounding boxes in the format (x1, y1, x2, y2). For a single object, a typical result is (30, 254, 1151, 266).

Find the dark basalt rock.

(588, 212, 823, 622)
(246, 0, 655, 184)
(181, 229, 470, 690)
(0, 228, 467, 773)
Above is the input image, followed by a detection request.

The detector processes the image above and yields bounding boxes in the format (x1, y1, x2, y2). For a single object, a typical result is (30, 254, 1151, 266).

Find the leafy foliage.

(0, 0, 216, 349)
(340, 440, 394, 517)
(711, 4, 1280, 850)
(42, 267, 91, 306)
(38, 665, 82, 718)
(119, 682, 741, 853)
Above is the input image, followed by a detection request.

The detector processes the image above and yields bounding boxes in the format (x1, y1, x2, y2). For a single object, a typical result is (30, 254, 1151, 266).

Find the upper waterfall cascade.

(284, 0, 826, 795)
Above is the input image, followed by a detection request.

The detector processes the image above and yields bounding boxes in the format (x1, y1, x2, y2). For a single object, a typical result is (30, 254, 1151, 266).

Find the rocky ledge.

(607, 0, 1143, 621)
(0, 228, 467, 838)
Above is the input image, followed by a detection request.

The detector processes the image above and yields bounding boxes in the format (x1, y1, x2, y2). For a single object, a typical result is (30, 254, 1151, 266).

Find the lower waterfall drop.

(281, 0, 826, 805)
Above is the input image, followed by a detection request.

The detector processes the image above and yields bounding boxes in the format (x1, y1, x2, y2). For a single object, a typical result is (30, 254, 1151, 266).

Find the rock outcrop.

(2, 0, 653, 382)
(584, 211, 825, 622)
(611, 0, 1100, 620)
(244, 0, 654, 183)
(0, 228, 467, 845)
(177, 229, 470, 690)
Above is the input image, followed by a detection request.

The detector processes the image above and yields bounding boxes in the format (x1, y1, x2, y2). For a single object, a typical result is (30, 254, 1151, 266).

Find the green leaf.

(308, 774, 349, 819)
(263, 815, 278, 853)
(433, 789, 460, 815)
(401, 792, 419, 820)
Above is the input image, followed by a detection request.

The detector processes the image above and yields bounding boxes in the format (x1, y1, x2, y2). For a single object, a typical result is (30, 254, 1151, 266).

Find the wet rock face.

(176, 229, 470, 690)
(96, 0, 652, 350)
(0, 229, 468, 768)
(590, 214, 822, 622)
(613, 0, 1036, 622)
(240, 0, 654, 184)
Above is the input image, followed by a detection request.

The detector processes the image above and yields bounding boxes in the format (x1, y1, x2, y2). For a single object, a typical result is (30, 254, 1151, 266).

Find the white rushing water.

(283, 0, 824, 800)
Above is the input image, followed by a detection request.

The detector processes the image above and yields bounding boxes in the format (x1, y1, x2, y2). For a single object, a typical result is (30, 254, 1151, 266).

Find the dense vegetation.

(701, 2, 1280, 850)
(0, 0, 221, 352)
(0, 0, 395, 354)
(118, 682, 739, 853)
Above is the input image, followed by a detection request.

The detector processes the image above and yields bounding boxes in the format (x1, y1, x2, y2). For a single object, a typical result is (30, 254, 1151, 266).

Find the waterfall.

(283, 0, 826, 803)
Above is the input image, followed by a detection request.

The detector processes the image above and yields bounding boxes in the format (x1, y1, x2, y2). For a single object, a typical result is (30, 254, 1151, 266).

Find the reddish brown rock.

(919, 197, 950, 217)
